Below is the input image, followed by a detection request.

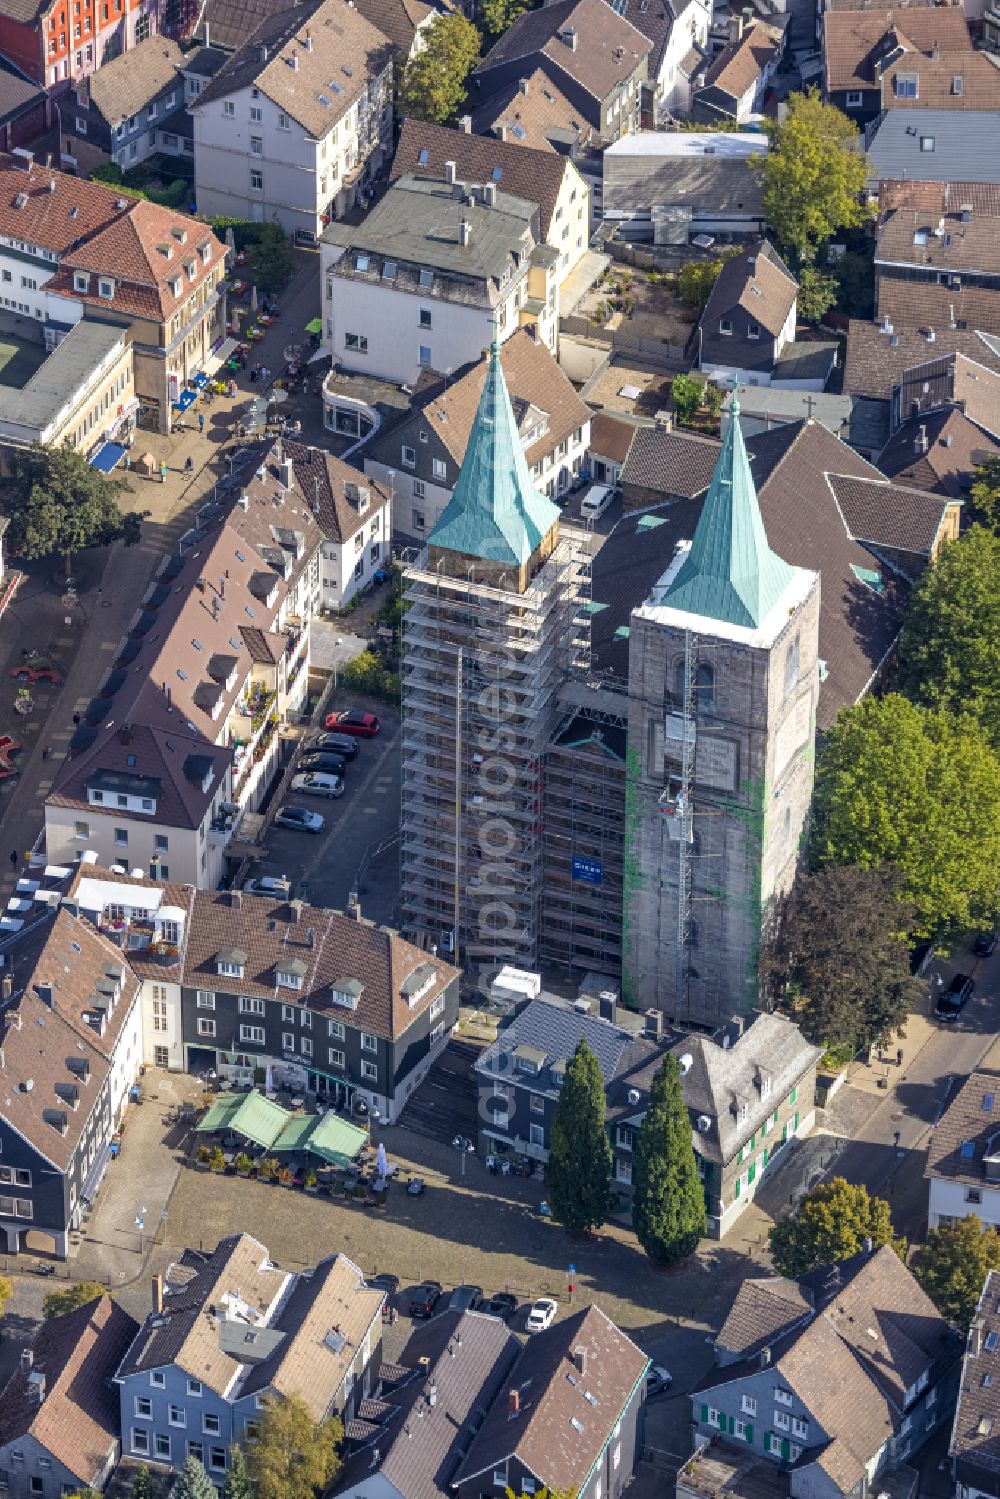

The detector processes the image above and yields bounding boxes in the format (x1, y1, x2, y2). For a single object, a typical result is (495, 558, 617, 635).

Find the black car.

(310, 732, 359, 759)
(368, 1272, 400, 1296)
(299, 751, 348, 776)
(449, 1284, 484, 1313)
(974, 929, 999, 957)
(409, 1280, 443, 1318)
(936, 973, 975, 1020)
(486, 1292, 518, 1322)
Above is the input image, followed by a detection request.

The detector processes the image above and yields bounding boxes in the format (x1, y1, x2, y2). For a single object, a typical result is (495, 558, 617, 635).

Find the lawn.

(0, 334, 48, 389)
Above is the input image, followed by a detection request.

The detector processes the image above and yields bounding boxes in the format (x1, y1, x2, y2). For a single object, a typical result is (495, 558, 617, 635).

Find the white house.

(191, 0, 393, 244)
(926, 1070, 1000, 1231)
(613, 0, 711, 119)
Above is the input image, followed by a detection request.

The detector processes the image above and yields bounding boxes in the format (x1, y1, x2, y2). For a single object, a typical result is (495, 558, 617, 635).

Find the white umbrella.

(376, 1142, 388, 1177)
(265, 1062, 274, 1094)
(225, 227, 236, 252)
(250, 284, 259, 314)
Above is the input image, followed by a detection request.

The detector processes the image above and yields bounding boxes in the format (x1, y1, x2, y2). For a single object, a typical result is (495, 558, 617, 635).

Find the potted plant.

(258, 1156, 277, 1182)
(304, 1169, 319, 1194)
(277, 1165, 294, 1187)
(209, 1145, 226, 1173)
(196, 1144, 212, 1169)
(234, 1152, 252, 1178)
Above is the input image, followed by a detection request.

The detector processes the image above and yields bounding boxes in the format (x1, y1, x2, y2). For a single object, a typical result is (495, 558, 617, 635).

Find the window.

(401, 445, 416, 468)
(187, 1379, 202, 1397)
(616, 1158, 632, 1184)
(328, 1019, 345, 1039)
(278, 112, 290, 129)
(155, 834, 168, 852)
(791, 1416, 808, 1439)
(301, 1039, 313, 1059)
(432, 458, 447, 481)
(419, 345, 432, 367)
(223, 101, 235, 117)
(529, 1123, 544, 1146)
(240, 996, 264, 1015)
(773, 1409, 791, 1431)
(734, 1420, 747, 1440)
(187, 1442, 204, 1462)
(134, 1397, 152, 1418)
(250, 105, 262, 121)
(742, 1395, 757, 1416)
(154, 1434, 171, 1459)
(282, 1032, 295, 1052)
(155, 1045, 169, 1067)
(196, 991, 216, 1009)
(846, 89, 862, 106)
(894, 73, 917, 98)
(250, 136, 263, 155)
(131, 1429, 150, 1455)
(74, 820, 89, 839)
(210, 1449, 227, 1472)
(169, 1405, 186, 1427)
(203, 1413, 221, 1435)
(240, 1025, 265, 1045)
(197, 1018, 216, 1038)
(412, 508, 425, 531)
(361, 1032, 377, 1052)
(250, 169, 263, 192)
(150, 1372, 165, 1388)
(967, 1187, 983, 1204)
(361, 1060, 378, 1081)
(920, 136, 935, 152)
(719, 318, 733, 336)
(115, 828, 128, 846)
(774, 1387, 792, 1406)
(617, 1124, 635, 1150)
(329, 1048, 346, 1067)
(419, 308, 432, 328)
(345, 333, 367, 353)
(530, 1093, 544, 1114)
(747, 321, 760, 339)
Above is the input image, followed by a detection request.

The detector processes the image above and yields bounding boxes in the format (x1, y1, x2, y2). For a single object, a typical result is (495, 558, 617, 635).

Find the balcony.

(233, 717, 280, 802)
(207, 801, 244, 849)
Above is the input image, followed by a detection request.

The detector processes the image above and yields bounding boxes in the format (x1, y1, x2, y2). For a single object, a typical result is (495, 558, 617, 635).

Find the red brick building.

(0, 0, 174, 93)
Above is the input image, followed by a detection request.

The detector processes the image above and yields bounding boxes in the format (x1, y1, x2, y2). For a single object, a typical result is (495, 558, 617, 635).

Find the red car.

(324, 709, 380, 737)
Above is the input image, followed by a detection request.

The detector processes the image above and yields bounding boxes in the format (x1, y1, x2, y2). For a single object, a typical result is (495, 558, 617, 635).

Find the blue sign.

(571, 855, 603, 887)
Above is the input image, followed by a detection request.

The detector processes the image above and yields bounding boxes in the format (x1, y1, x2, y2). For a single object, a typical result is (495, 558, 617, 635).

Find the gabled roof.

(473, 0, 652, 110)
(352, 0, 441, 53)
(471, 66, 592, 151)
(0, 1296, 138, 1485)
(926, 1070, 1000, 1189)
(950, 1269, 1000, 1475)
(0, 155, 128, 254)
(876, 405, 1000, 497)
(699, 17, 782, 104)
(662, 395, 798, 629)
(86, 37, 185, 124)
(716, 1277, 812, 1361)
(701, 239, 797, 339)
(822, 7, 971, 92)
(475, 993, 638, 1095)
(867, 111, 1000, 186)
(843, 319, 1000, 401)
(428, 339, 560, 567)
(454, 1306, 648, 1492)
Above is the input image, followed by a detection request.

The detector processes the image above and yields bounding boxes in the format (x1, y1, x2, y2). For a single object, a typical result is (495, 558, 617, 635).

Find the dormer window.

(216, 949, 247, 978)
(277, 961, 306, 990)
(171, 225, 188, 245)
(200, 242, 211, 264)
(185, 260, 196, 281)
(331, 978, 362, 1009)
(755, 1067, 771, 1099)
(73, 271, 90, 292)
(98, 277, 114, 299)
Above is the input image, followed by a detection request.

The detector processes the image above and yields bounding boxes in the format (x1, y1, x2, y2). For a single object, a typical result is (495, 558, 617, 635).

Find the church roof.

(663, 397, 796, 628)
(427, 340, 560, 567)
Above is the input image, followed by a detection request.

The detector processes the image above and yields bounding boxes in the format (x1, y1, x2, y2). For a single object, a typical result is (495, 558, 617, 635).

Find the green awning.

(305, 1113, 367, 1168)
(272, 1115, 317, 1153)
(197, 1094, 244, 1133)
(305, 318, 323, 334)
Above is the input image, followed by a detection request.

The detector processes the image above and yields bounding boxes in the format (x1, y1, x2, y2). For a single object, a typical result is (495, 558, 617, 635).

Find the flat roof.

(604, 130, 768, 159)
(0, 320, 126, 441)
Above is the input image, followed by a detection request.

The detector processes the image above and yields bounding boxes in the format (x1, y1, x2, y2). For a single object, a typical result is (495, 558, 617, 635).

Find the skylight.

(985, 1094, 995, 1112)
(961, 1140, 975, 1159)
(492, 165, 503, 182)
(986, 1331, 999, 1352)
(418, 146, 429, 165)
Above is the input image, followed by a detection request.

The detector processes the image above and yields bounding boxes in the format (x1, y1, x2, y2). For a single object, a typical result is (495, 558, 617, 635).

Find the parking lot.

(249, 698, 402, 923)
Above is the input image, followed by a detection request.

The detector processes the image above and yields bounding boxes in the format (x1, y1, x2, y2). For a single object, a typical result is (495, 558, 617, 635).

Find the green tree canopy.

(3, 443, 142, 581)
(811, 694, 1000, 937)
(671, 372, 706, 425)
(914, 1216, 1000, 1328)
(753, 90, 873, 264)
(967, 455, 1000, 533)
(796, 264, 838, 323)
(42, 1281, 106, 1320)
(130, 1466, 153, 1499)
(399, 14, 480, 124)
(678, 259, 723, 309)
(480, 0, 532, 46)
(547, 1038, 613, 1234)
(248, 223, 294, 292)
(173, 1458, 217, 1499)
(222, 1446, 253, 1499)
(769, 1178, 903, 1278)
(760, 865, 922, 1053)
(244, 1394, 343, 1499)
(896, 527, 1000, 755)
(0, 1274, 11, 1319)
(632, 1055, 705, 1264)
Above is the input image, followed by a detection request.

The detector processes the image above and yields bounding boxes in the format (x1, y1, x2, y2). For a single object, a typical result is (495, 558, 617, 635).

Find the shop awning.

(171, 387, 197, 413)
(272, 1114, 317, 1153)
(306, 1113, 367, 1168)
(90, 442, 126, 473)
(205, 337, 239, 374)
(192, 371, 210, 391)
(305, 318, 323, 335)
(197, 1093, 245, 1133)
(80, 1141, 112, 1204)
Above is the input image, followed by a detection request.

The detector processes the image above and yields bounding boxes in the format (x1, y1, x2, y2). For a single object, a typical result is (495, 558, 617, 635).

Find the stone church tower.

(623, 399, 820, 1026)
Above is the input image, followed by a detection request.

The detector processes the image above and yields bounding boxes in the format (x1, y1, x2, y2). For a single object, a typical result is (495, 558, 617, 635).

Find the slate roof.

(48, 722, 230, 833)
(821, 7, 971, 92)
(391, 117, 578, 244)
(867, 112, 1000, 186)
(827, 471, 956, 557)
(925, 1071, 1000, 1190)
(0, 1296, 138, 1485)
(473, 0, 652, 111)
(197, 0, 283, 50)
(877, 406, 1000, 497)
(601, 130, 767, 216)
(428, 339, 561, 566)
(454, 1306, 649, 1492)
(611, 0, 678, 79)
(260, 438, 389, 547)
(701, 239, 797, 339)
(950, 1269, 1000, 1477)
(0, 63, 45, 124)
(471, 67, 593, 151)
(715, 1277, 812, 1360)
(193, 0, 393, 136)
(843, 319, 1000, 402)
(475, 994, 639, 1095)
(86, 37, 185, 123)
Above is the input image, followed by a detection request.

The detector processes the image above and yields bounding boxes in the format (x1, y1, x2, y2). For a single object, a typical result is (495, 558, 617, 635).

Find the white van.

(290, 770, 344, 800)
(581, 483, 615, 521)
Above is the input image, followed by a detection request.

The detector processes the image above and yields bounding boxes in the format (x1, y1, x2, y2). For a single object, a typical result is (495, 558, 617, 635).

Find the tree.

(811, 694, 1000, 938)
(769, 1178, 903, 1278)
(753, 90, 873, 265)
(399, 14, 480, 123)
(244, 1395, 342, 1499)
(796, 264, 838, 324)
(760, 865, 922, 1054)
(0, 1274, 11, 1319)
(131, 1466, 153, 1499)
(828, 248, 875, 319)
(223, 1446, 253, 1499)
(678, 258, 722, 309)
(480, 0, 531, 45)
(671, 372, 705, 425)
(2, 443, 141, 582)
(547, 1038, 613, 1234)
(173, 1458, 217, 1499)
(896, 528, 1000, 753)
(914, 1216, 1000, 1329)
(42, 1281, 106, 1319)
(967, 456, 1000, 533)
(632, 1055, 705, 1264)
(248, 224, 294, 292)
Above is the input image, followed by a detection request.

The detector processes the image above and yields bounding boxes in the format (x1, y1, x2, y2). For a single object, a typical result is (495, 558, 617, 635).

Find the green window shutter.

(762, 1147, 769, 1168)
(700, 1404, 709, 1423)
(728, 1416, 736, 1435)
(773, 1108, 779, 1125)
(748, 1162, 756, 1184)
(790, 1088, 797, 1105)
(737, 1145, 744, 1164)
(734, 1176, 741, 1199)
(745, 1425, 754, 1446)
(764, 1433, 772, 1455)
(794, 1111, 799, 1130)
(781, 1438, 790, 1462)
(749, 1131, 756, 1148)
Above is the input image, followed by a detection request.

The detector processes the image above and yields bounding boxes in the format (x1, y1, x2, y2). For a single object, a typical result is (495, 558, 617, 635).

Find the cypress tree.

(547, 1039, 613, 1234)
(173, 1458, 217, 1499)
(632, 1055, 705, 1264)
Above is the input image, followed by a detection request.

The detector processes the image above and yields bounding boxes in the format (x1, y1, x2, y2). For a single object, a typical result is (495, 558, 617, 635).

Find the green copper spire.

(664, 395, 796, 629)
(427, 340, 560, 567)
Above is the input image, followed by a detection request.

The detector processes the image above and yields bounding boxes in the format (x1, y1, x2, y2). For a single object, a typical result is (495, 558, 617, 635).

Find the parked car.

(936, 973, 975, 1020)
(580, 483, 615, 521)
(526, 1297, 558, 1333)
(486, 1292, 518, 1322)
(325, 709, 380, 737)
(368, 1272, 400, 1296)
(646, 1365, 672, 1397)
(310, 731, 359, 759)
(406, 1176, 425, 1196)
(409, 1280, 442, 1317)
(449, 1284, 484, 1313)
(299, 751, 348, 776)
(242, 874, 292, 898)
(274, 806, 325, 833)
(291, 771, 344, 800)
(974, 928, 999, 957)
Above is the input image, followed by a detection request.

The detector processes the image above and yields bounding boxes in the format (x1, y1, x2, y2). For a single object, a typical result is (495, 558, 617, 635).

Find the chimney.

(290, 52, 299, 70)
(644, 1007, 664, 1040)
(729, 12, 744, 43)
(508, 1388, 520, 1415)
(304, 29, 313, 49)
(152, 1273, 165, 1315)
(518, 77, 530, 95)
(484, 182, 497, 208)
(118, 723, 132, 746)
(20, 1349, 32, 1373)
(563, 24, 578, 49)
(498, 122, 508, 141)
(259, 43, 268, 63)
(2, 975, 12, 1001)
(280, 457, 294, 489)
(48, 177, 55, 193)
(204, 18, 210, 46)
(916, 423, 928, 454)
(759, 1345, 771, 1368)
(961, 203, 973, 223)
(573, 1346, 587, 1376)
(655, 413, 673, 433)
(444, 160, 456, 185)
(229, 889, 242, 909)
(288, 898, 303, 923)
(971, 1317, 984, 1357)
(459, 219, 472, 247)
(459, 114, 472, 132)
(27, 1372, 45, 1404)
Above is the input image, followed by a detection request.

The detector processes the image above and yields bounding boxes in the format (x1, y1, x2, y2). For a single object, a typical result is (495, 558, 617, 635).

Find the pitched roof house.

(875, 199, 1000, 336)
(822, 7, 975, 122)
(925, 1070, 1000, 1233)
(692, 14, 784, 124)
(950, 1269, 1000, 1497)
(697, 240, 798, 384)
